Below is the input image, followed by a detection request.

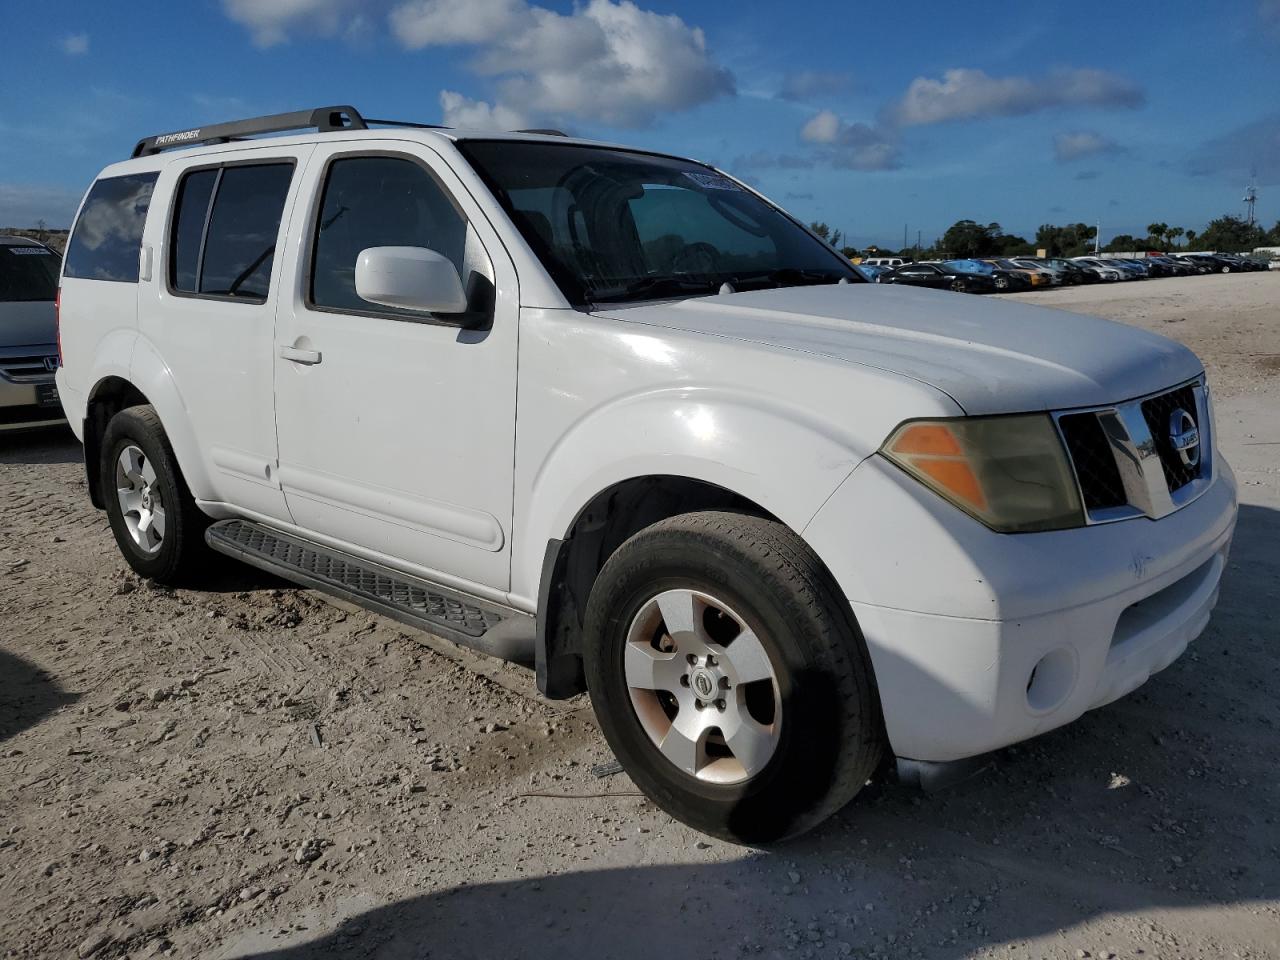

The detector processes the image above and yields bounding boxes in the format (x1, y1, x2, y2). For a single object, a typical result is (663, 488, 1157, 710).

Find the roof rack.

(130, 105, 449, 158)
(514, 128, 568, 137)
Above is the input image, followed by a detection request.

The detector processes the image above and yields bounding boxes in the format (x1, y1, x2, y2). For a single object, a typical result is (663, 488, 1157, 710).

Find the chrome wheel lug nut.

(719, 676, 730, 690)
(679, 675, 690, 687)
(686, 654, 698, 665)
(715, 699, 726, 711)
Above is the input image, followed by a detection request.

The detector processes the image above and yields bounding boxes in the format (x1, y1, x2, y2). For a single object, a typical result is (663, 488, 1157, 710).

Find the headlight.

(880, 415, 1083, 533)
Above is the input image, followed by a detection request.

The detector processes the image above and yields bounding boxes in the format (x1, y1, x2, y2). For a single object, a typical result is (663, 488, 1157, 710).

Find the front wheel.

(950, 278, 967, 293)
(101, 405, 210, 583)
(582, 511, 884, 844)
(994, 276, 1009, 291)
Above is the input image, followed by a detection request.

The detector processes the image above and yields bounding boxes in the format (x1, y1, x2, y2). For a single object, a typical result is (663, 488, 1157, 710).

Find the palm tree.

(1147, 222, 1169, 248)
(1167, 227, 1185, 250)
(1184, 229, 1197, 250)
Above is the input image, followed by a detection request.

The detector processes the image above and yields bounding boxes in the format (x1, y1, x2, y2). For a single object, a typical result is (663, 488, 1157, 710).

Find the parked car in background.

(1011, 258, 1070, 285)
(0, 236, 65, 432)
(1172, 255, 1213, 274)
(852, 263, 887, 282)
(1072, 257, 1123, 281)
(1146, 255, 1194, 277)
(1102, 258, 1147, 279)
(987, 258, 1052, 287)
(862, 256, 905, 269)
(1042, 258, 1098, 284)
(880, 260, 996, 293)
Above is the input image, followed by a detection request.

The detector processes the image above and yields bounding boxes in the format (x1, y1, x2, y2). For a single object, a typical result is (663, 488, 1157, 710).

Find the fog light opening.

(1025, 647, 1076, 713)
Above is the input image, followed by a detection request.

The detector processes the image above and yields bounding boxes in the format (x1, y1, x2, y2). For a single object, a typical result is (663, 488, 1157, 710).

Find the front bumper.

(805, 452, 1237, 763)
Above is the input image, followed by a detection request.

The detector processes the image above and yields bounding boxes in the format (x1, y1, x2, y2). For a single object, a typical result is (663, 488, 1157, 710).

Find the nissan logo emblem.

(1168, 408, 1200, 469)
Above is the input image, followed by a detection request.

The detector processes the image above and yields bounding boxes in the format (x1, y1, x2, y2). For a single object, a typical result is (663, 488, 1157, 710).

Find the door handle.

(279, 345, 322, 365)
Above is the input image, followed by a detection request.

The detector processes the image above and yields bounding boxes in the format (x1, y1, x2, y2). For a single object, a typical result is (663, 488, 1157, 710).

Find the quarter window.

(310, 155, 468, 316)
(168, 162, 293, 302)
(64, 173, 159, 282)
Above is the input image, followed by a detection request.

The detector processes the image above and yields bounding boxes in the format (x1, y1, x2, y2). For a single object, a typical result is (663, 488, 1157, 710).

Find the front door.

(272, 143, 519, 593)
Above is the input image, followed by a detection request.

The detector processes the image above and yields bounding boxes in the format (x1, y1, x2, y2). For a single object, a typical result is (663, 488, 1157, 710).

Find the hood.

(595, 283, 1202, 415)
(0, 300, 57, 348)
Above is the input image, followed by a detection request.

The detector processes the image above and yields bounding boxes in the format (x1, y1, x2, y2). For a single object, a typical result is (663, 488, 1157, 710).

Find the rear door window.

(0, 245, 60, 301)
(168, 162, 294, 301)
(63, 172, 159, 282)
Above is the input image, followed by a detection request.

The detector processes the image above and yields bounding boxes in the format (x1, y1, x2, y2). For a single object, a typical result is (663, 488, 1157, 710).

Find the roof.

(0, 236, 51, 247)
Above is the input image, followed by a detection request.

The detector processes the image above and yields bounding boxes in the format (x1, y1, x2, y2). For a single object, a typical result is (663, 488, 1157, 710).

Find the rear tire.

(582, 511, 884, 844)
(101, 405, 210, 584)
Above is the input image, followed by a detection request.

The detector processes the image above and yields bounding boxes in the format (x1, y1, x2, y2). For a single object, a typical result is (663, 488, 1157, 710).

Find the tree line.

(810, 214, 1280, 260)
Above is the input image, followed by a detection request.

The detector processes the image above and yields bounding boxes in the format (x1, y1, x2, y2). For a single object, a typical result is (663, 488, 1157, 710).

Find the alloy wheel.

(623, 588, 781, 784)
(115, 445, 165, 555)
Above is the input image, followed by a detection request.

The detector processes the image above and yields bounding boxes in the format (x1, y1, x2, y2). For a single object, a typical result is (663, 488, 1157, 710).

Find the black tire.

(994, 276, 1009, 291)
(101, 405, 210, 584)
(949, 279, 966, 293)
(582, 511, 884, 844)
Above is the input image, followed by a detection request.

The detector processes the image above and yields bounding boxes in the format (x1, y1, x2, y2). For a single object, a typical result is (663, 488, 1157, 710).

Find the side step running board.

(205, 519, 534, 662)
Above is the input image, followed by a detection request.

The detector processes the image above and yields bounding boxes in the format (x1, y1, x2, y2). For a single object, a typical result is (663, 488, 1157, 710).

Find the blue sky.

(2, 1, 1277, 247)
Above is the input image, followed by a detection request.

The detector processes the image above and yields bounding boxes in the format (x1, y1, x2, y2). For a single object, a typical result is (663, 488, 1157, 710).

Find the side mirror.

(354, 246, 468, 314)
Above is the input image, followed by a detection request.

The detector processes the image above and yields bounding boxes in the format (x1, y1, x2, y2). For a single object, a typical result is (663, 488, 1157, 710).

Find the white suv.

(56, 106, 1237, 843)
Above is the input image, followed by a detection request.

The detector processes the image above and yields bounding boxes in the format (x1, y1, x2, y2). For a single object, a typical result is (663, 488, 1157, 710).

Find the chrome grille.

(1140, 384, 1200, 491)
(1053, 378, 1211, 524)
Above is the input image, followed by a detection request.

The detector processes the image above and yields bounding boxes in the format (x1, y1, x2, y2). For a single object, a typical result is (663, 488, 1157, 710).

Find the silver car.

(0, 236, 64, 431)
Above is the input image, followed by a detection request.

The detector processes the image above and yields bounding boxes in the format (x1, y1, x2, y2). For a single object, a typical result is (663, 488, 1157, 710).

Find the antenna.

(1243, 173, 1258, 227)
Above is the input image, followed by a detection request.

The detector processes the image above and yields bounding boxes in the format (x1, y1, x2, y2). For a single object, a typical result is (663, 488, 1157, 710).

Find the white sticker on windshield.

(683, 171, 741, 191)
(9, 247, 53, 255)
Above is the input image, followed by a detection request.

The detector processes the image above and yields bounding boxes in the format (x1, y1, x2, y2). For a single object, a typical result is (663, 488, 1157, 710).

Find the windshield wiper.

(587, 276, 723, 304)
(736, 268, 853, 290)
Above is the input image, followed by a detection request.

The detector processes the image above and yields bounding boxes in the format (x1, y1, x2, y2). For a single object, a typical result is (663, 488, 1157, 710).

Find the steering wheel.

(671, 242, 722, 275)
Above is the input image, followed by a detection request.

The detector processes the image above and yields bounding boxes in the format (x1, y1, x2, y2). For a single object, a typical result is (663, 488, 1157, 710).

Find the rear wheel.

(949, 278, 967, 293)
(994, 276, 1009, 291)
(101, 405, 210, 583)
(582, 511, 883, 843)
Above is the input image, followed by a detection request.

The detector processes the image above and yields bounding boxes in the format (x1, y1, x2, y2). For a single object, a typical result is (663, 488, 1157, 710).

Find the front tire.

(101, 405, 210, 584)
(582, 511, 883, 844)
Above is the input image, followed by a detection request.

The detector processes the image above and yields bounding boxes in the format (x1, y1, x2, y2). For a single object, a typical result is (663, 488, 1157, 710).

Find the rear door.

(138, 146, 313, 521)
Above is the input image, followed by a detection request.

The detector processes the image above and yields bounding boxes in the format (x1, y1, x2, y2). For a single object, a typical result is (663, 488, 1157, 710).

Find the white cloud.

(438, 91, 529, 131)
(220, 0, 361, 47)
(1053, 130, 1122, 163)
(392, 0, 734, 128)
(886, 67, 1143, 127)
(798, 110, 900, 171)
(390, 0, 526, 46)
(61, 33, 89, 56)
(219, 0, 732, 127)
(800, 110, 841, 144)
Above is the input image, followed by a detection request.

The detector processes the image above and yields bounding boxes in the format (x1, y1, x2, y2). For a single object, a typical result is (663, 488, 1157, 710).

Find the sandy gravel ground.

(2, 272, 1277, 960)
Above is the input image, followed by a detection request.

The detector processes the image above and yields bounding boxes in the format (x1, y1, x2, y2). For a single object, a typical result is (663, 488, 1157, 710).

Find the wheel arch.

(83, 339, 213, 511)
(536, 473, 815, 699)
(83, 376, 152, 509)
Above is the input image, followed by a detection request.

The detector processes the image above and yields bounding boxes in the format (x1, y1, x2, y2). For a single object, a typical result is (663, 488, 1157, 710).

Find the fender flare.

(513, 385, 871, 606)
(123, 336, 216, 501)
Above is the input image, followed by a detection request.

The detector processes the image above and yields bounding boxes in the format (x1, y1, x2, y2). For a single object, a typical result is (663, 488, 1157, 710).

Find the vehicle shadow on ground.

(225, 503, 1278, 959)
(0, 425, 80, 465)
(0, 647, 79, 744)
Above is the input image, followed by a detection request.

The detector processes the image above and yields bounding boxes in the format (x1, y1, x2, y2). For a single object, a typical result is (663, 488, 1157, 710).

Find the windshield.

(457, 140, 860, 305)
(0, 245, 59, 302)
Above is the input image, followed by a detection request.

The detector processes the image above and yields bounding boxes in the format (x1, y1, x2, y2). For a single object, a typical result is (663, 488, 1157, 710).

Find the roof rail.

(513, 128, 568, 137)
(131, 105, 370, 158)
